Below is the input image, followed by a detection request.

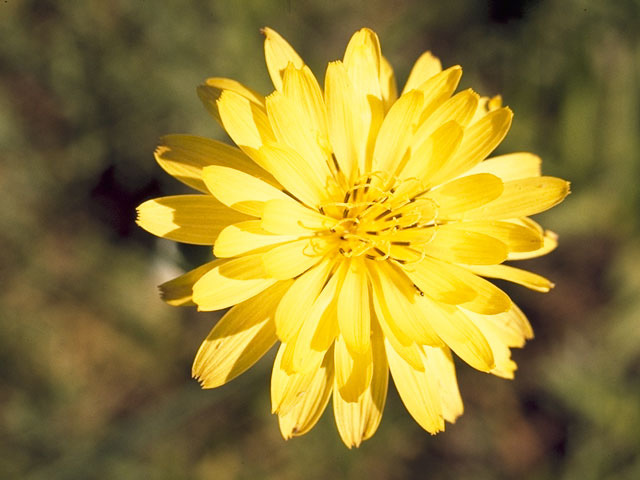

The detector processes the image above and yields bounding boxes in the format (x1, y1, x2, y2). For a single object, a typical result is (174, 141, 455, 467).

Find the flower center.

(321, 175, 439, 262)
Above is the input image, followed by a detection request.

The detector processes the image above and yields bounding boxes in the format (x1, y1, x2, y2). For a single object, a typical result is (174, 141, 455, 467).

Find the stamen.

(351, 241, 373, 257)
(399, 222, 419, 230)
(331, 152, 341, 172)
(342, 190, 351, 217)
(373, 208, 392, 221)
(401, 249, 428, 265)
(373, 247, 387, 257)
(374, 242, 391, 261)
(330, 217, 360, 233)
(384, 213, 403, 221)
(349, 180, 386, 198)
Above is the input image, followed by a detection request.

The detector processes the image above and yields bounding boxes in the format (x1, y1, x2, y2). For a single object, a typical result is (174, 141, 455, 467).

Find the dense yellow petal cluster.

(137, 27, 569, 447)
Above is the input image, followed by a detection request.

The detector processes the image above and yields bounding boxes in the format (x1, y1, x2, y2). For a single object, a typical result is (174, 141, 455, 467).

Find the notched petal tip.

(260, 26, 276, 37)
(153, 143, 170, 159)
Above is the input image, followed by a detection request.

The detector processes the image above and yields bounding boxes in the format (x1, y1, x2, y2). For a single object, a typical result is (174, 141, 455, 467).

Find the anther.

(342, 190, 351, 218)
(363, 176, 371, 194)
(331, 153, 341, 172)
(400, 222, 419, 230)
(385, 213, 403, 221)
(373, 209, 392, 221)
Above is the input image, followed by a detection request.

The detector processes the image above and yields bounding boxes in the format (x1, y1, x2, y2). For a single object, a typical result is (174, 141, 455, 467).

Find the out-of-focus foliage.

(1, 0, 639, 478)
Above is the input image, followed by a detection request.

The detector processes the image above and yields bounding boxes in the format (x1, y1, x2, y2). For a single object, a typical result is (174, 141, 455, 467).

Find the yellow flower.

(137, 27, 569, 447)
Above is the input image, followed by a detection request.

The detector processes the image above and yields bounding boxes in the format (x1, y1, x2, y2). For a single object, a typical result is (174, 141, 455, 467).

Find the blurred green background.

(2, 0, 640, 478)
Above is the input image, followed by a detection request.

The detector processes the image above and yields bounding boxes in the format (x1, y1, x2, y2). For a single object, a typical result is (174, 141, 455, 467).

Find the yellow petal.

(291, 268, 342, 373)
(201, 165, 291, 216)
(468, 264, 554, 292)
(154, 134, 274, 194)
(498, 303, 534, 341)
(401, 256, 476, 305)
(464, 312, 519, 379)
(271, 342, 314, 414)
(404, 255, 511, 314)
(265, 91, 333, 189)
(343, 28, 382, 100)
(371, 89, 424, 178)
(282, 63, 329, 140)
(275, 258, 334, 342)
(261, 237, 328, 280)
(262, 27, 304, 91)
(324, 61, 367, 180)
(471, 94, 504, 123)
(402, 51, 442, 94)
(197, 77, 265, 124)
(423, 346, 463, 423)
(338, 259, 371, 354)
(430, 107, 513, 185)
(464, 152, 542, 181)
(429, 88, 480, 128)
(379, 55, 398, 112)
(415, 297, 495, 372)
(426, 173, 504, 218)
(342, 29, 385, 173)
(254, 143, 333, 208)
(213, 221, 300, 258)
(271, 343, 294, 411)
(192, 281, 289, 388)
(158, 260, 223, 307)
(414, 66, 463, 122)
(370, 277, 425, 371)
(415, 88, 480, 141)
(333, 330, 388, 448)
(462, 177, 571, 220)
(508, 228, 558, 260)
(463, 306, 532, 349)
(261, 198, 336, 235)
(278, 350, 334, 439)
(369, 261, 443, 346)
(385, 338, 444, 434)
(334, 334, 373, 402)
(217, 89, 276, 155)
(423, 226, 508, 265)
(136, 195, 249, 245)
(443, 220, 543, 253)
(192, 254, 277, 311)
(486, 341, 517, 379)
(396, 120, 464, 195)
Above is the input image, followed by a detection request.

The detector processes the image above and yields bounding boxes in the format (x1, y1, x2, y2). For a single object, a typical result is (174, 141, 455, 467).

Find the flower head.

(137, 27, 569, 447)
